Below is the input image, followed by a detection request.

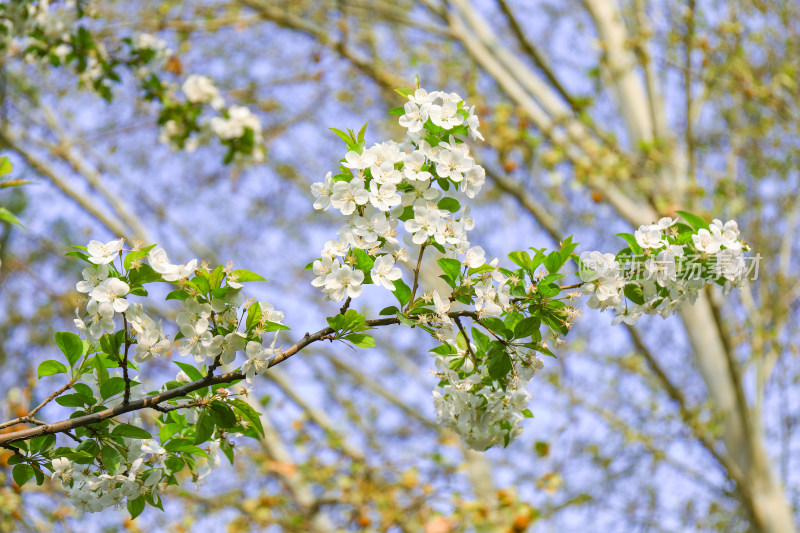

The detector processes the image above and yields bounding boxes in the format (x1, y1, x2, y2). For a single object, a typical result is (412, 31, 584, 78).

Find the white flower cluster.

(73, 238, 285, 383)
(309, 88, 487, 303)
(176, 294, 283, 382)
(50, 437, 166, 513)
(581, 217, 751, 325)
(2, 1, 76, 55)
(73, 240, 196, 346)
(432, 338, 544, 450)
(129, 32, 170, 78)
(311, 88, 543, 450)
(158, 74, 266, 167)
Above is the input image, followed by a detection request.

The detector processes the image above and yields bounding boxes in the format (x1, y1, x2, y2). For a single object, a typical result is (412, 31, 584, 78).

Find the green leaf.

(480, 317, 513, 339)
(437, 258, 461, 285)
(190, 276, 210, 294)
(127, 495, 146, 519)
(537, 283, 560, 298)
(209, 401, 237, 429)
(172, 361, 204, 382)
(543, 251, 566, 274)
(123, 245, 156, 270)
(76, 439, 100, 457)
(128, 264, 162, 285)
(615, 233, 643, 255)
(263, 321, 290, 332)
(388, 106, 404, 116)
(246, 302, 261, 331)
(129, 285, 148, 297)
(541, 310, 569, 336)
(193, 412, 215, 444)
(72, 383, 94, 398)
(38, 359, 68, 378)
(100, 333, 120, 357)
(357, 122, 368, 143)
(208, 265, 225, 289)
(528, 342, 557, 358)
(352, 249, 374, 278)
(30, 434, 56, 454)
(430, 344, 457, 356)
(101, 445, 122, 473)
(521, 408, 534, 418)
(437, 197, 461, 213)
(392, 278, 412, 307)
(65, 250, 90, 262)
(329, 127, 355, 148)
(0, 157, 12, 176)
(624, 283, 645, 305)
(100, 377, 127, 399)
(165, 454, 185, 474)
(166, 289, 189, 301)
(228, 399, 264, 437)
(379, 306, 399, 316)
(394, 87, 414, 97)
(12, 464, 34, 487)
(55, 393, 89, 407)
(344, 333, 375, 348)
(514, 317, 541, 339)
(559, 235, 579, 262)
(111, 423, 152, 440)
(229, 269, 266, 283)
(676, 210, 710, 231)
(487, 345, 513, 381)
(0, 207, 22, 227)
(55, 331, 84, 367)
(508, 251, 533, 271)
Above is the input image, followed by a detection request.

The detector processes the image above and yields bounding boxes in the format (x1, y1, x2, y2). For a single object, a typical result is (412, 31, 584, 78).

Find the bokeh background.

(1, 1, 799, 531)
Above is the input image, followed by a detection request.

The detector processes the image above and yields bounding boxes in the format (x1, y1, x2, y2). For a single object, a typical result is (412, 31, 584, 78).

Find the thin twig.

(0, 383, 74, 430)
(453, 316, 478, 366)
(122, 313, 131, 405)
(407, 243, 427, 311)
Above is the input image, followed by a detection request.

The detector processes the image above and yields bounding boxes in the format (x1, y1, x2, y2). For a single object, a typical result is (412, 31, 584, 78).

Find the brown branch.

(0, 383, 73, 430)
(0, 311, 478, 445)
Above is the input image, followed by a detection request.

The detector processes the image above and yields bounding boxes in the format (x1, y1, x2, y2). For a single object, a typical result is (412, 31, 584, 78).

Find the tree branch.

(0, 311, 479, 445)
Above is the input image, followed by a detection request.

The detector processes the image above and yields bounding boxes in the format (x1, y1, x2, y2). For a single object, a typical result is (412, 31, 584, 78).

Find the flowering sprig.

(579, 213, 755, 325)
(4, 239, 282, 515)
(309, 87, 580, 449)
(1, 89, 758, 518)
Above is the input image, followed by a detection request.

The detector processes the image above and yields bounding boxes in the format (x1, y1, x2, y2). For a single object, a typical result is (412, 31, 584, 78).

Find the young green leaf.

(676, 210, 710, 231)
(344, 333, 376, 348)
(38, 360, 68, 378)
(111, 424, 152, 440)
(55, 331, 84, 367)
(392, 278, 412, 307)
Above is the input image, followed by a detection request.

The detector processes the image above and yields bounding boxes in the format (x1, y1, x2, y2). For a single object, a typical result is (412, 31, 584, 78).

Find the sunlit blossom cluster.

(158, 74, 266, 166)
(73, 239, 284, 380)
(309, 88, 488, 303)
(310, 88, 551, 450)
(431, 330, 545, 450)
(50, 438, 166, 513)
(580, 217, 752, 325)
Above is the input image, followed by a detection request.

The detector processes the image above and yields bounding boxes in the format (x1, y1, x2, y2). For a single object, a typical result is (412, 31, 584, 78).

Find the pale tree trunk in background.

(440, 0, 797, 529)
(582, 2, 794, 531)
